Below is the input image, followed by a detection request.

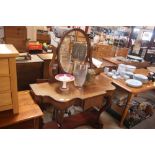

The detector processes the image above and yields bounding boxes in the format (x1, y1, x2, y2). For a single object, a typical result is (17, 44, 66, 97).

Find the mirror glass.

(59, 29, 89, 73)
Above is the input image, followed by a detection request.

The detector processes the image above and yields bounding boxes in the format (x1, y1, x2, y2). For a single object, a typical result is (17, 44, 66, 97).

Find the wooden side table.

(0, 91, 43, 129)
(101, 69, 155, 127)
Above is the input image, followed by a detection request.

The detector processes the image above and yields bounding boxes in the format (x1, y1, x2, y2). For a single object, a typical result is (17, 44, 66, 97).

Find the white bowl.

(133, 74, 148, 83)
(126, 65, 136, 73)
(107, 72, 113, 77)
(125, 79, 142, 88)
(125, 71, 134, 78)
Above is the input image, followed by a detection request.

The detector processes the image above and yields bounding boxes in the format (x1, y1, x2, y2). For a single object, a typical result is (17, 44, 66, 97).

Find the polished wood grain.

(101, 69, 154, 94)
(0, 92, 12, 106)
(102, 57, 150, 69)
(9, 58, 19, 114)
(30, 74, 115, 128)
(37, 33, 51, 44)
(0, 44, 19, 113)
(92, 44, 129, 58)
(30, 75, 115, 103)
(0, 44, 19, 58)
(16, 55, 44, 90)
(92, 57, 117, 69)
(0, 77, 10, 92)
(101, 68, 155, 126)
(44, 109, 100, 129)
(4, 26, 27, 53)
(147, 67, 155, 72)
(37, 53, 53, 60)
(115, 47, 129, 57)
(0, 91, 43, 128)
(0, 59, 9, 75)
(37, 53, 53, 79)
(92, 44, 115, 58)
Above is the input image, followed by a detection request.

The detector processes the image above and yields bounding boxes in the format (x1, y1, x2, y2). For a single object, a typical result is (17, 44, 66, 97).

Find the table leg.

(55, 109, 65, 128)
(34, 117, 40, 129)
(120, 93, 134, 127)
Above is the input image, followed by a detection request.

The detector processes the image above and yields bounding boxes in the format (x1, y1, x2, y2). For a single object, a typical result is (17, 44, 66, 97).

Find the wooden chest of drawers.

(0, 44, 19, 113)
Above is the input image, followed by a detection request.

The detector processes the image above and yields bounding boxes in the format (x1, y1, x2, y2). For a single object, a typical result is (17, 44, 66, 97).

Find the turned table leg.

(92, 91, 114, 129)
(55, 109, 65, 128)
(120, 93, 134, 127)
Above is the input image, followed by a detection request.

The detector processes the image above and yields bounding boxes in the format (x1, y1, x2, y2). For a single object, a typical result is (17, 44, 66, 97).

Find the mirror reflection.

(59, 29, 88, 73)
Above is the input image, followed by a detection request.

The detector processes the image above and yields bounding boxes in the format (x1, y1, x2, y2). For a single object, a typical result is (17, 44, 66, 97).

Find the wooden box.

(0, 44, 19, 113)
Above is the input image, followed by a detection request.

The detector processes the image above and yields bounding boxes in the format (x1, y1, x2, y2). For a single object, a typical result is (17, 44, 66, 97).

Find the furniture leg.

(120, 93, 134, 127)
(93, 92, 113, 129)
(52, 108, 57, 121)
(34, 117, 40, 129)
(55, 109, 65, 128)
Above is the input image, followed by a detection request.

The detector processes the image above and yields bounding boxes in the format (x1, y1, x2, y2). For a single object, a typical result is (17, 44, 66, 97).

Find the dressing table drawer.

(0, 92, 12, 107)
(0, 77, 11, 92)
(0, 59, 9, 75)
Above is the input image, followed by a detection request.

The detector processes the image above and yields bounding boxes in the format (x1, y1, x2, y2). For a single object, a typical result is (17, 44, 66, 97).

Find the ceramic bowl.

(125, 79, 142, 88)
(126, 65, 136, 73)
(133, 74, 148, 83)
(107, 72, 113, 77)
(125, 71, 134, 79)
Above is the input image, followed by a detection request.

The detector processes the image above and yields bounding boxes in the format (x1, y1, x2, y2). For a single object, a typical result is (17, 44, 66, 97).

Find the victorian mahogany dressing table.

(30, 29, 115, 128)
(30, 74, 115, 128)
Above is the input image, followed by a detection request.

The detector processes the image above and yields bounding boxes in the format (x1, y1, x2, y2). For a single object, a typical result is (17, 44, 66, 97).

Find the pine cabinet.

(0, 44, 19, 113)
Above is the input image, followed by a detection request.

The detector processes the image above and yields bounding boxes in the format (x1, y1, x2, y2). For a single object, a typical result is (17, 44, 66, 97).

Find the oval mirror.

(57, 28, 91, 74)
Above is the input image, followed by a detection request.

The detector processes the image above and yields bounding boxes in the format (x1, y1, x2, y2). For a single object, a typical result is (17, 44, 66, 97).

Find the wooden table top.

(0, 44, 19, 58)
(0, 91, 43, 128)
(16, 55, 43, 64)
(102, 57, 150, 69)
(37, 53, 53, 60)
(92, 57, 116, 68)
(101, 69, 155, 94)
(147, 67, 155, 73)
(30, 75, 115, 103)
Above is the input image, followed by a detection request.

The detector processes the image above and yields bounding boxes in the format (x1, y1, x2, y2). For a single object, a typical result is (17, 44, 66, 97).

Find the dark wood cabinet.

(37, 30, 51, 44)
(16, 55, 44, 91)
(37, 34, 51, 44)
(4, 26, 27, 53)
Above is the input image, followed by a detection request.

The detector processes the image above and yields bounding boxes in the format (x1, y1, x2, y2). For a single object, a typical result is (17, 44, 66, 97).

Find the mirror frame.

(57, 28, 92, 74)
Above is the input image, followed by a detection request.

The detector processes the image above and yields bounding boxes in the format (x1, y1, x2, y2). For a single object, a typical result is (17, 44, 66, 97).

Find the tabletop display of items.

(55, 61, 89, 91)
(28, 41, 43, 50)
(104, 63, 150, 88)
(55, 74, 75, 91)
(127, 55, 143, 62)
(27, 41, 43, 54)
(73, 62, 88, 88)
(16, 52, 31, 61)
(54, 28, 91, 91)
